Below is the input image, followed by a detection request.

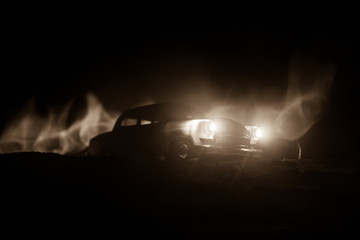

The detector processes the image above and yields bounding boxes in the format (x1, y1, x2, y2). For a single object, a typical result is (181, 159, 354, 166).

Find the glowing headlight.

(209, 122, 216, 132)
(254, 127, 262, 139)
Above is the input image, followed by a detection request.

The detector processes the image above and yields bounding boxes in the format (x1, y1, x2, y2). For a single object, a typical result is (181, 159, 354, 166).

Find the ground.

(1, 152, 360, 239)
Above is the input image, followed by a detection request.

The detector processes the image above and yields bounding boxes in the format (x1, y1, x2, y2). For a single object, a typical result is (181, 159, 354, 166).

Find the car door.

(112, 117, 140, 155)
(136, 112, 166, 156)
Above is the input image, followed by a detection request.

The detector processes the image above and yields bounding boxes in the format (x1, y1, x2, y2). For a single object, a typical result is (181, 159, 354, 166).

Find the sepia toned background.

(1, 8, 359, 157)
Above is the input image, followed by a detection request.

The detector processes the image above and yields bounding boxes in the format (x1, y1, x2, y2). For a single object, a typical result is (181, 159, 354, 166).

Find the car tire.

(168, 139, 193, 161)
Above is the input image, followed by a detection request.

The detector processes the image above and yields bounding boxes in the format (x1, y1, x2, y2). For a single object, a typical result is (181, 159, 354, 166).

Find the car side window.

(121, 118, 138, 127)
(152, 116, 160, 124)
(140, 119, 151, 125)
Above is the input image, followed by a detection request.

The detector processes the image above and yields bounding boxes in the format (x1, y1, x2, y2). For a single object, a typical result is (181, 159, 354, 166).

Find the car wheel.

(168, 139, 192, 161)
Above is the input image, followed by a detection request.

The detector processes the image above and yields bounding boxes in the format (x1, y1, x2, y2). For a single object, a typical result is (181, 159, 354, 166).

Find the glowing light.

(209, 122, 216, 132)
(254, 127, 262, 139)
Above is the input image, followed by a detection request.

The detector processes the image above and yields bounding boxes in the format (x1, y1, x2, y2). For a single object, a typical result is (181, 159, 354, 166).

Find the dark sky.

(2, 8, 359, 157)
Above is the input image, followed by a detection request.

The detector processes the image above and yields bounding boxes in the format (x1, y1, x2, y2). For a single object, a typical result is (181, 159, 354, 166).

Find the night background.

(2, 8, 359, 157)
(1, 8, 360, 238)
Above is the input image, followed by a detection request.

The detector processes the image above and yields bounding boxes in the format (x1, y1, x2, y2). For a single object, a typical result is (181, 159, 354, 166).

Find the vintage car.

(88, 103, 263, 160)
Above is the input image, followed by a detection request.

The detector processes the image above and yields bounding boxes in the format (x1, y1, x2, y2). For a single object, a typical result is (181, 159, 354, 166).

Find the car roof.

(120, 103, 205, 120)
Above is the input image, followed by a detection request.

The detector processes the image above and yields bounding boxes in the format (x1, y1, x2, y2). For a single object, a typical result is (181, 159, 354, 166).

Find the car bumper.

(199, 144, 263, 158)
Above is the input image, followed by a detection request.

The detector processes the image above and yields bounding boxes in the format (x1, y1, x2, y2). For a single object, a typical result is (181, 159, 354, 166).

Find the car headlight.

(205, 121, 216, 135)
(209, 122, 216, 132)
(254, 127, 262, 139)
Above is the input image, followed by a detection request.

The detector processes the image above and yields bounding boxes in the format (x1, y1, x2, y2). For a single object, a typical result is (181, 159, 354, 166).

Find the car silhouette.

(88, 103, 263, 160)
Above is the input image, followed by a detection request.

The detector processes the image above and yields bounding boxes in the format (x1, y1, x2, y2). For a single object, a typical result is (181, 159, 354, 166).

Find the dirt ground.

(1, 152, 360, 239)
